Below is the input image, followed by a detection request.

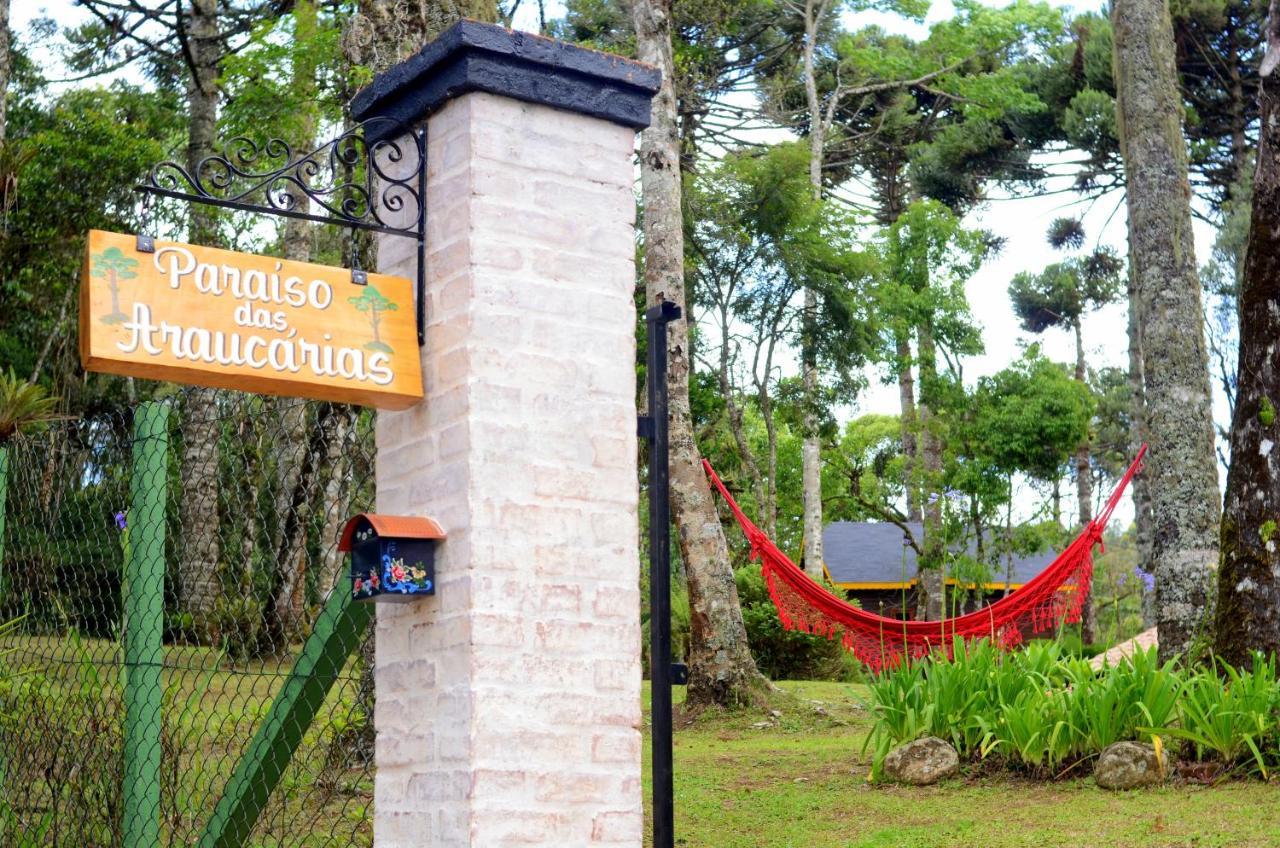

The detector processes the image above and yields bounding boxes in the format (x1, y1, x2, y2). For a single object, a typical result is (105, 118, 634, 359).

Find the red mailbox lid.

(338, 513, 446, 552)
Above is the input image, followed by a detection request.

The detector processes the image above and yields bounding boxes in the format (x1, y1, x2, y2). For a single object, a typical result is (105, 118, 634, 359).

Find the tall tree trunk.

(1074, 319, 1097, 644)
(1074, 320, 1093, 525)
(0, 0, 11, 143)
(1114, 0, 1222, 661)
(1227, 10, 1249, 193)
(272, 0, 321, 638)
(271, 401, 311, 640)
(715, 302, 767, 531)
(178, 0, 223, 621)
(317, 405, 357, 593)
(896, 332, 920, 521)
(1128, 269, 1157, 627)
(881, 186, 919, 524)
(1214, 1, 1280, 666)
(800, 296, 824, 580)
(917, 320, 944, 621)
(798, 0, 831, 582)
(633, 0, 769, 708)
(352, 0, 498, 72)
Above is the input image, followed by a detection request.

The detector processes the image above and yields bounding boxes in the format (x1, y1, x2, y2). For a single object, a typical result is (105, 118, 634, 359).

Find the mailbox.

(339, 513, 445, 602)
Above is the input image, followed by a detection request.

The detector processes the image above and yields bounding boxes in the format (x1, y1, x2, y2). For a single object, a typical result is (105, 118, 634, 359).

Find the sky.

(14, 0, 1229, 526)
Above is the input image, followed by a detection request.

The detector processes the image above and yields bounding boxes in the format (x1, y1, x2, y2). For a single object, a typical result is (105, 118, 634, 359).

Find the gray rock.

(1095, 741, 1165, 789)
(882, 737, 959, 785)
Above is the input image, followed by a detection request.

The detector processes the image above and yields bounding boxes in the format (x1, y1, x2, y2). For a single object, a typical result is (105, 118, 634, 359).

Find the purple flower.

(114, 511, 127, 531)
(1134, 566, 1154, 593)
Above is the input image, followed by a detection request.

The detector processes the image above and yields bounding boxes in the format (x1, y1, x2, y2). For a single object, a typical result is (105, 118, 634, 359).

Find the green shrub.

(211, 595, 267, 661)
(735, 566, 847, 681)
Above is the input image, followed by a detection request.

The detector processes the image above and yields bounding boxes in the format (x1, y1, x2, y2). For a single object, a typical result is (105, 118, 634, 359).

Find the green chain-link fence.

(0, 388, 378, 848)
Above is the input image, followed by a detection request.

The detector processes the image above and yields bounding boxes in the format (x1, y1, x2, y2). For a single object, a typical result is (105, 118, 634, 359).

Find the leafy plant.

(1157, 654, 1276, 777)
(0, 369, 64, 443)
(736, 566, 847, 681)
(863, 642, 1221, 781)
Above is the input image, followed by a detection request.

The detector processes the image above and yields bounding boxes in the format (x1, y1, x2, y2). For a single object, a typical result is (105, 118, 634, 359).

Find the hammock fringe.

(704, 446, 1146, 671)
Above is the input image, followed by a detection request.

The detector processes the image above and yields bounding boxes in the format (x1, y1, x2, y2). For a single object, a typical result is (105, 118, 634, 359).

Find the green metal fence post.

(123, 401, 168, 848)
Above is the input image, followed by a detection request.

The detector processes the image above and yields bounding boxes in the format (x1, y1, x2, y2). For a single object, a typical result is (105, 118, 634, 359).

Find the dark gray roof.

(821, 522, 1058, 587)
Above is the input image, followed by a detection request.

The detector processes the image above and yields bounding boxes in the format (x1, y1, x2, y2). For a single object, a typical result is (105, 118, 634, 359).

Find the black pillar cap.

(351, 20, 662, 143)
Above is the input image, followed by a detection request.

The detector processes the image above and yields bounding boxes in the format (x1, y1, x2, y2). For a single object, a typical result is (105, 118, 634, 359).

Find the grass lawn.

(1, 633, 373, 847)
(9, 634, 1280, 847)
(646, 680, 1280, 848)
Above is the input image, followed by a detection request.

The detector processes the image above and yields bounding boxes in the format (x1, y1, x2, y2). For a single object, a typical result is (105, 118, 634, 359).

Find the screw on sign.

(338, 513, 445, 602)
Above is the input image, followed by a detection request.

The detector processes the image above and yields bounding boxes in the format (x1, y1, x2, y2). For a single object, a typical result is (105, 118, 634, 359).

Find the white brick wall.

(373, 92, 643, 847)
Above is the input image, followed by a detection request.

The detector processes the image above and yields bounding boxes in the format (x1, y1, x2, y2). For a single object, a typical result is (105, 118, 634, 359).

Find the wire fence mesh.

(0, 387, 378, 848)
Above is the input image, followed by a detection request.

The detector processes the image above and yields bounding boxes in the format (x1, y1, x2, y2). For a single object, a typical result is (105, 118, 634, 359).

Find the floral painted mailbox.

(339, 513, 444, 602)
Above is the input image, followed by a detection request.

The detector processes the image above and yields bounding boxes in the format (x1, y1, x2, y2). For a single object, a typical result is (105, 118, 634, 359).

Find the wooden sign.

(80, 230, 423, 409)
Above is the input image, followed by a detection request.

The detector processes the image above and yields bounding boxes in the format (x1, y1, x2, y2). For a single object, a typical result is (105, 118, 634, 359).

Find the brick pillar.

(353, 23, 660, 847)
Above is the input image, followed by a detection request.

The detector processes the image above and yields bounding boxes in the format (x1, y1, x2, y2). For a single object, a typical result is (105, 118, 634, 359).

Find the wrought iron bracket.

(136, 116, 428, 346)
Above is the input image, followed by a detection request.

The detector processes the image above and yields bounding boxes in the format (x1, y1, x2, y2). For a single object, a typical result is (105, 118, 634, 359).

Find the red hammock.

(703, 445, 1146, 671)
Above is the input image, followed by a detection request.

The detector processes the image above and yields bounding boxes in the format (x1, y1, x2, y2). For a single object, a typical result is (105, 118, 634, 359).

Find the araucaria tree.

(1008, 219, 1123, 643)
(632, 0, 770, 708)
(1113, 0, 1222, 661)
(1215, 0, 1280, 666)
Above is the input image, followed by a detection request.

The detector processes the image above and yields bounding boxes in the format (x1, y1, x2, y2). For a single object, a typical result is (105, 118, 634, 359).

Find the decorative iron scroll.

(138, 116, 423, 238)
(137, 116, 428, 345)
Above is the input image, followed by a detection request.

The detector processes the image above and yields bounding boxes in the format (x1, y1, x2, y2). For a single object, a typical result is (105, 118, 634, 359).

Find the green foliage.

(735, 566, 848, 681)
(1161, 655, 1278, 776)
(219, 2, 347, 148)
(2, 76, 179, 405)
(212, 595, 269, 663)
(880, 199, 989, 364)
(0, 638, 124, 845)
(1008, 250, 1124, 335)
(971, 348, 1094, 481)
(640, 561, 692, 674)
(0, 369, 62, 442)
(825, 414, 907, 524)
(1062, 88, 1120, 160)
(864, 643, 1280, 782)
(690, 142, 878, 404)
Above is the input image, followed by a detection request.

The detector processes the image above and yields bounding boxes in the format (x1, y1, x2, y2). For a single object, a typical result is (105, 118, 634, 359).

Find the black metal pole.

(643, 300, 679, 848)
(415, 126, 428, 347)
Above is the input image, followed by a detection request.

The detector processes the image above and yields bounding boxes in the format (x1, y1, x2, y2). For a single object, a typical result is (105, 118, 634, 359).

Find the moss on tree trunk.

(1214, 0, 1280, 666)
(1113, 0, 1222, 661)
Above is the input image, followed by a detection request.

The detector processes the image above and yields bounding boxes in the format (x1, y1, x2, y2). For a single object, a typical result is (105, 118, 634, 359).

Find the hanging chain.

(136, 192, 155, 253)
(350, 227, 367, 285)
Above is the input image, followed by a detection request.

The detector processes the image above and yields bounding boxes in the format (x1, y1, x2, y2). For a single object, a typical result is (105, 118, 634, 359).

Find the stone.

(881, 737, 960, 786)
(1095, 741, 1165, 789)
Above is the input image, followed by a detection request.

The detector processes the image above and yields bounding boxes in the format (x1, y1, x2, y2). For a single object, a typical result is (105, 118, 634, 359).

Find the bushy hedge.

(865, 640, 1280, 781)
(736, 566, 855, 681)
